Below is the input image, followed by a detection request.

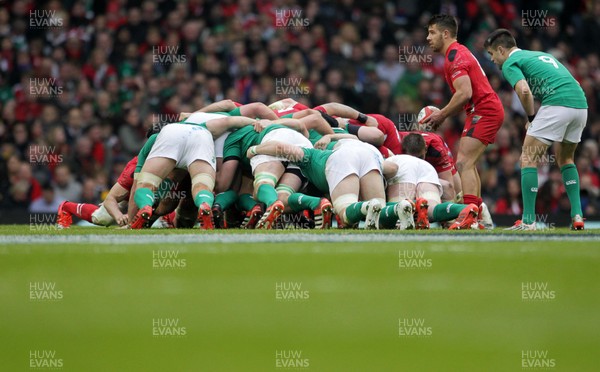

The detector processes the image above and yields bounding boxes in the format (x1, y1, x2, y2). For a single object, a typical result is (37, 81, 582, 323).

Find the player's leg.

(131, 157, 176, 228)
(188, 159, 217, 229)
(517, 135, 550, 228)
(358, 170, 386, 229)
(557, 107, 587, 229)
(452, 171, 463, 202)
(455, 136, 486, 207)
(381, 182, 415, 230)
(330, 175, 363, 228)
(557, 141, 584, 229)
(57, 201, 101, 228)
(253, 161, 286, 229)
(238, 174, 263, 229)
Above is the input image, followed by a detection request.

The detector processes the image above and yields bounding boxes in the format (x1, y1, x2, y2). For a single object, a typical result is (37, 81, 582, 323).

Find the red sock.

(63, 202, 99, 222)
(463, 194, 479, 206)
(477, 197, 483, 208)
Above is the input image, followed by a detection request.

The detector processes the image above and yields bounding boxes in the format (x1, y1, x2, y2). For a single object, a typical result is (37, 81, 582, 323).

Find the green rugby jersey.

(296, 148, 333, 193)
(308, 127, 349, 150)
(222, 124, 289, 162)
(502, 49, 587, 109)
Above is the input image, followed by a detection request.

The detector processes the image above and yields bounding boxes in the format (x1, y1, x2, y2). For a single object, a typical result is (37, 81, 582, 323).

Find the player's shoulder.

(446, 42, 470, 63)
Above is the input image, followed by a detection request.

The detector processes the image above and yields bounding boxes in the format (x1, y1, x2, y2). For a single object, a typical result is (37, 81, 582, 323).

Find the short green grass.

(1, 227, 599, 371)
(1, 224, 599, 235)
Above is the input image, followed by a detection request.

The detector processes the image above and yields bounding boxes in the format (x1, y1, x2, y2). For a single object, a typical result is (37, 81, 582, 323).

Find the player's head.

(484, 29, 517, 68)
(402, 133, 427, 159)
(427, 14, 458, 52)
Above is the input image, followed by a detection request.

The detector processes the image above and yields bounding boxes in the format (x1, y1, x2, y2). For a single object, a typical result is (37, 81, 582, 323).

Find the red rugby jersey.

(444, 41, 502, 115)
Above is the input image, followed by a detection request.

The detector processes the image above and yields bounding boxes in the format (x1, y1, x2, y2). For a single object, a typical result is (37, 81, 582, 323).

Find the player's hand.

(116, 214, 129, 226)
(422, 110, 446, 130)
(365, 116, 378, 127)
(253, 119, 271, 132)
(314, 135, 331, 149)
(179, 112, 191, 121)
(246, 146, 257, 159)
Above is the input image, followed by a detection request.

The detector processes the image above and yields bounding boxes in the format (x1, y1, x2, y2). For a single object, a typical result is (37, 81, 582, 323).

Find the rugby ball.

(417, 106, 440, 124)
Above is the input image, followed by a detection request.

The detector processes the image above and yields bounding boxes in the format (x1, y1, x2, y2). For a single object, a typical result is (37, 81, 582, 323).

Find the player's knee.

(191, 173, 215, 192)
(275, 184, 295, 197)
(332, 193, 358, 220)
(137, 172, 162, 189)
(253, 172, 278, 189)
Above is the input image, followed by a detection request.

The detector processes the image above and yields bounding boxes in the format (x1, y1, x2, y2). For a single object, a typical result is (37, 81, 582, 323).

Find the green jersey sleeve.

(501, 59, 526, 88)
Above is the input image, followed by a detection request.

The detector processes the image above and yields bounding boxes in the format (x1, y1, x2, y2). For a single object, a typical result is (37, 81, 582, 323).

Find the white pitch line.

(0, 233, 598, 245)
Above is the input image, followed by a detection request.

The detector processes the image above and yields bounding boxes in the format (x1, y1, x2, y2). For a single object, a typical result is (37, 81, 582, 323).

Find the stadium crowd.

(0, 0, 599, 221)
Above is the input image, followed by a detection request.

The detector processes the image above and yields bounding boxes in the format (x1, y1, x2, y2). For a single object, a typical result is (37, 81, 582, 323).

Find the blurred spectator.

(376, 44, 405, 87)
(0, 0, 596, 220)
(53, 164, 82, 202)
(30, 182, 62, 213)
(494, 177, 523, 215)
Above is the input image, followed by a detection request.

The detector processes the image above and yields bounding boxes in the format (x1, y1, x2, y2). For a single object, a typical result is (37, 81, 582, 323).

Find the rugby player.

(246, 139, 390, 229)
(484, 29, 588, 230)
(381, 133, 480, 230)
(424, 14, 505, 215)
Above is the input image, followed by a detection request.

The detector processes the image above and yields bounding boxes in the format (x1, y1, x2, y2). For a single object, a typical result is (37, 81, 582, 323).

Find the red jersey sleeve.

(116, 156, 138, 192)
(445, 45, 470, 87)
(369, 114, 402, 155)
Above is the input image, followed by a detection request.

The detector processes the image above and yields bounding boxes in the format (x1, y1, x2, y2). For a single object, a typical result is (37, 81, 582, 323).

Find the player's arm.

(320, 103, 375, 126)
(239, 102, 279, 120)
(103, 183, 130, 226)
(259, 118, 309, 137)
(205, 116, 257, 138)
(199, 99, 238, 113)
(268, 98, 298, 111)
(127, 179, 139, 223)
(442, 76, 472, 117)
(513, 79, 535, 127)
(382, 160, 399, 179)
(246, 141, 304, 162)
(215, 159, 239, 193)
(314, 133, 358, 149)
(346, 124, 385, 146)
(178, 100, 239, 121)
(425, 76, 472, 128)
(437, 170, 456, 202)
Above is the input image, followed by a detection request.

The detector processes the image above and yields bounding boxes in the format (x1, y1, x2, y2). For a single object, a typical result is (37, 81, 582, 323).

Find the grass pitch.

(1, 226, 599, 371)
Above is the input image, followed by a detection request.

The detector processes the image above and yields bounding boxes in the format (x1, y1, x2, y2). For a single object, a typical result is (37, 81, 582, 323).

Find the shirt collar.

(509, 48, 522, 57)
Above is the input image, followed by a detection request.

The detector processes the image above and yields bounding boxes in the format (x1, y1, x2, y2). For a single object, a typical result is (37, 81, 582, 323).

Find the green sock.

(344, 202, 366, 225)
(134, 187, 155, 209)
(194, 190, 215, 208)
(214, 190, 238, 210)
(256, 184, 278, 206)
(288, 193, 321, 212)
(432, 202, 465, 222)
(238, 193, 258, 211)
(521, 167, 538, 224)
(561, 163, 583, 217)
(378, 204, 399, 229)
